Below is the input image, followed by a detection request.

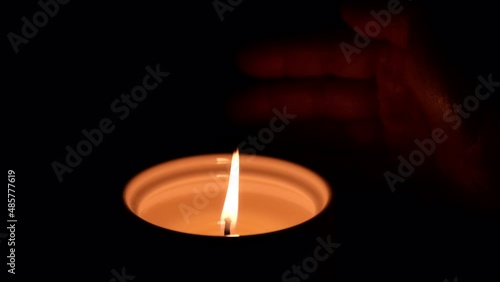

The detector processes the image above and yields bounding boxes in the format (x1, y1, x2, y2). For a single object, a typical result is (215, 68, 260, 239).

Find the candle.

(123, 150, 331, 237)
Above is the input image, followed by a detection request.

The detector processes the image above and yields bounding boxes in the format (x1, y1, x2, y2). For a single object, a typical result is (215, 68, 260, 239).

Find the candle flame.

(220, 149, 239, 234)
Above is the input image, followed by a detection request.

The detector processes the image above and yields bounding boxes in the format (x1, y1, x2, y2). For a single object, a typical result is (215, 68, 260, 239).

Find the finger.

(340, 0, 411, 48)
(226, 78, 379, 122)
(235, 32, 381, 79)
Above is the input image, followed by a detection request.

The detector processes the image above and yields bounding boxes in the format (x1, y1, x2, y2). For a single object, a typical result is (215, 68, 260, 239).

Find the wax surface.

(139, 181, 317, 236)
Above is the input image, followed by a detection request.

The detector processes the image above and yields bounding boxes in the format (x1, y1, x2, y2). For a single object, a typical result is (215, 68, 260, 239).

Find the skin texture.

(226, 0, 499, 215)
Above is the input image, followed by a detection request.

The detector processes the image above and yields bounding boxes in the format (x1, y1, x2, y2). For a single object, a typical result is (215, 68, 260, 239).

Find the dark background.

(4, 0, 499, 281)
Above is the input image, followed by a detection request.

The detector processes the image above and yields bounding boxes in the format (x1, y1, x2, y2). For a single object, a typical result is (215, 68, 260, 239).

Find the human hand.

(226, 0, 499, 213)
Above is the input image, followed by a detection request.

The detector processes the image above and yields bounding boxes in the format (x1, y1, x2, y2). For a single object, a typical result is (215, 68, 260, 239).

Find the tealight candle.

(123, 150, 331, 237)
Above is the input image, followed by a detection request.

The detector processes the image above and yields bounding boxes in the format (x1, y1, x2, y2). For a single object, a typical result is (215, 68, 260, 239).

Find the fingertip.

(235, 40, 285, 78)
(225, 85, 272, 123)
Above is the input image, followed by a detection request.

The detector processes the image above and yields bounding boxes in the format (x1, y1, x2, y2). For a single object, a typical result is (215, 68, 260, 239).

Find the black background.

(4, 0, 499, 281)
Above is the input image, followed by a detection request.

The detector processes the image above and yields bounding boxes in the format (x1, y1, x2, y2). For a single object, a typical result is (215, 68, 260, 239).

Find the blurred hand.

(227, 0, 499, 213)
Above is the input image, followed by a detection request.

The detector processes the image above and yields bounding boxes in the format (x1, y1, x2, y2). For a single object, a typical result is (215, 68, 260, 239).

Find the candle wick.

(224, 217, 231, 236)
